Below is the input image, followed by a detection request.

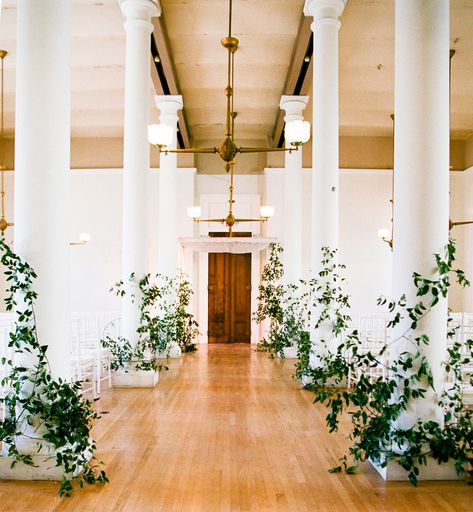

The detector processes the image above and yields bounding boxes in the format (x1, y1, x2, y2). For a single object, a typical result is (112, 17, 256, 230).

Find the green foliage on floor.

(105, 271, 199, 371)
(0, 238, 108, 497)
(302, 242, 473, 486)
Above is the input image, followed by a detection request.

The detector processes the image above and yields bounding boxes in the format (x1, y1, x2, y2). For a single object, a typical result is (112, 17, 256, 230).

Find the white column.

(155, 95, 183, 277)
(392, 1, 449, 429)
(119, 0, 159, 346)
(280, 95, 308, 285)
(304, 0, 346, 360)
(304, 0, 346, 269)
(14, 0, 71, 381)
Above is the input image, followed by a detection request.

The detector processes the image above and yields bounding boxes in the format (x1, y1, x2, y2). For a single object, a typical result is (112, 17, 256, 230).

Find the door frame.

(198, 250, 261, 344)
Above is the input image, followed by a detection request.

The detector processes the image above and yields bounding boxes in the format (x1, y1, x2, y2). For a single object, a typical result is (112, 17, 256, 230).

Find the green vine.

(173, 273, 199, 353)
(255, 243, 310, 358)
(0, 238, 108, 497)
(305, 242, 473, 485)
(295, 247, 352, 381)
(105, 272, 199, 370)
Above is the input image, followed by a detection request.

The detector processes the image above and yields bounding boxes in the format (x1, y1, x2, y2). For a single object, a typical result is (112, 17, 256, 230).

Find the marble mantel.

(178, 236, 277, 254)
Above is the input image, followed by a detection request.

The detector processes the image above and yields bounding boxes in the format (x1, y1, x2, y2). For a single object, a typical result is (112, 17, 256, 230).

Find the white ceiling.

(0, 0, 472, 143)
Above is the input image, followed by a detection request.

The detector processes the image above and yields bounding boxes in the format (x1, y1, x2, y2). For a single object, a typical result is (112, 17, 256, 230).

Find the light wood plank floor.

(0, 344, 472, 511)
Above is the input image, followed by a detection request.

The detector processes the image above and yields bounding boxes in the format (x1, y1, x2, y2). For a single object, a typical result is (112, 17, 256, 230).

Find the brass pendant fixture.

(0, 49, 13, 237)
(148, 0, 310, 235)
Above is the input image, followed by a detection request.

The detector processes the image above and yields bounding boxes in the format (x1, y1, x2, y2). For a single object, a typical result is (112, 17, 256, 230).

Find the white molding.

(264, 167, 394, 176)
(340, 168, 392, 175)
(69, 167, 197, 175)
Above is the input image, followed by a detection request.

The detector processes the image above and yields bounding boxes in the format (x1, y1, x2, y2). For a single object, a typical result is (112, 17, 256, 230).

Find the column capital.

(280, 95, 309, 122)
(304, 0, 346, 25)
(155, 94, 183, 116)
(119, 0, 160, 23)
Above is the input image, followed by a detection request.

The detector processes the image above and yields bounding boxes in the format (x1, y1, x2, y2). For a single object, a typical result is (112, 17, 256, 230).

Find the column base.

(282, 346, 299, 359)
(112, 365, 159, 388)
(0, 451, 84, 481)
(301, 374, 313, 386)
(370, 457, 463, 481)
(157, 342, 182, 359)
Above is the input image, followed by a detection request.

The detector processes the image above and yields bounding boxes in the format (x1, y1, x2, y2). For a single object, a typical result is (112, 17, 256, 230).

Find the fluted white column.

(119, 0, 159, 346)
(14, 0, 71, 380)
(155, 95, 183, 277)
(304, 0, 346, 269)
(280, 95, 308, 285)
(392, 1, 449, 430)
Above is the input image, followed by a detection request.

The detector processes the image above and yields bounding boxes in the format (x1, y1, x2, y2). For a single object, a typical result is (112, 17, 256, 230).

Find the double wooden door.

(208, 252, 252, 343)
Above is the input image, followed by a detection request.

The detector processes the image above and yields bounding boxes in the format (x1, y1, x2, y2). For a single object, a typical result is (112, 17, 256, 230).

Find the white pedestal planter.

(167, 342, 182, 359)
(282, 346, 299, 359)
(157, 342, 182, 360)
(0, 447, 89, 481)
(370, 457, 462, 481)
(112, 362, 159, 388)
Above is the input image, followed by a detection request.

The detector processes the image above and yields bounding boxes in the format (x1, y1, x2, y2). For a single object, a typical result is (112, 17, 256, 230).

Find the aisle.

(0, 345, 471, 511)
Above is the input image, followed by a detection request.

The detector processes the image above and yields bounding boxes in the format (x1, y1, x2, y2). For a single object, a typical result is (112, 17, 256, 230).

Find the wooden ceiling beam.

(151, 16, 190, 149)
(272, 14, 313, 147)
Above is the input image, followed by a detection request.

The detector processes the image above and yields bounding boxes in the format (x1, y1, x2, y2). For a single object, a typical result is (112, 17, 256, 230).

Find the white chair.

(70, 316, 98, 397)
(348, 315, 388, 386)
(70, 312, 112, 397)
(461, 312, 473, 327)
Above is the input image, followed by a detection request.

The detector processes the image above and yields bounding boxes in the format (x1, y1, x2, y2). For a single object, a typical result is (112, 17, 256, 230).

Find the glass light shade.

(377, 228, 391, 241)
(260, 205, 275, 219)
(147, 123, 174, 146)
(187, 206, 202, 219)
(79, 232, 91, 243)
(285, 120, 311, 145)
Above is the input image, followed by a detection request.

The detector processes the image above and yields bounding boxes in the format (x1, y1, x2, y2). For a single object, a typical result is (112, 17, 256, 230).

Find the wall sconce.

(377, 227, 392, 249)
(70, 232, 91, 246)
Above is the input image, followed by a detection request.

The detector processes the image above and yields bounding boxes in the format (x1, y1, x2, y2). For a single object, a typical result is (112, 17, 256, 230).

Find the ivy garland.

(104, 272, 199, 371)
(303, 242, 473, 485)
(0, 238, 108, 497)
(255, 243, 310, 358)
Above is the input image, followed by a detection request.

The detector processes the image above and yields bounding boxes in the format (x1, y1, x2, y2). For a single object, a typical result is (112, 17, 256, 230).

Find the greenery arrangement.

(255, 243, 309, 358)
(294, 247, 351, 381)
(172, 273, 199, 353)
(0, 238, 108, 497)
(105, 272, 199, 371)
(303, 242, 473, 485)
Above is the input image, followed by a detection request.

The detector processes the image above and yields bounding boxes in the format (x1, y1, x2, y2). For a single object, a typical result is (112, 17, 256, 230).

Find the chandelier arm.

(449, 219, 473, 229)
(233, 218, 267, 223)
(156, 146, 217, 155)
(193, 218, 227, 223)
(238, 146, 299, 154)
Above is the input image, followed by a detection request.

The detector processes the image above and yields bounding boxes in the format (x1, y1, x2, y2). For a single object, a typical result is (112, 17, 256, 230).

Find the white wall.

(265, 168, 392, 315)
(1, 166, 472, 328)
(264, 168, 473, 316)
(450, 168, 473, 312)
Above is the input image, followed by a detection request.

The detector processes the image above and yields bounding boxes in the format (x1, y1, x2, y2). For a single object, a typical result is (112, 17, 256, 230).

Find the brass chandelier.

(148, 0, 310, 235)
(0, 49, 13, 237)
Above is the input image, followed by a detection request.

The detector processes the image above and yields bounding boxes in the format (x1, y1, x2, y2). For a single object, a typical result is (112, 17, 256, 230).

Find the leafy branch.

(0, 238, 108, 497)
(304, 242, 472, 485)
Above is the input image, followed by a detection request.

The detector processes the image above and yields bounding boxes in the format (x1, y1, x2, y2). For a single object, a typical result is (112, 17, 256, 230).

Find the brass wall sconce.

(0, 49, 13, 237)
(69, 232, 91, 246)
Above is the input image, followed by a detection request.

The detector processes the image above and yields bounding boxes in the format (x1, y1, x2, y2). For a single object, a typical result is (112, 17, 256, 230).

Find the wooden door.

(208, 253, 251, 343)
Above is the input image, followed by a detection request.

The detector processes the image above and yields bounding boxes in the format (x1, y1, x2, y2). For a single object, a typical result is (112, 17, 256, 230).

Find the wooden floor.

(0, 345, 472, 511)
